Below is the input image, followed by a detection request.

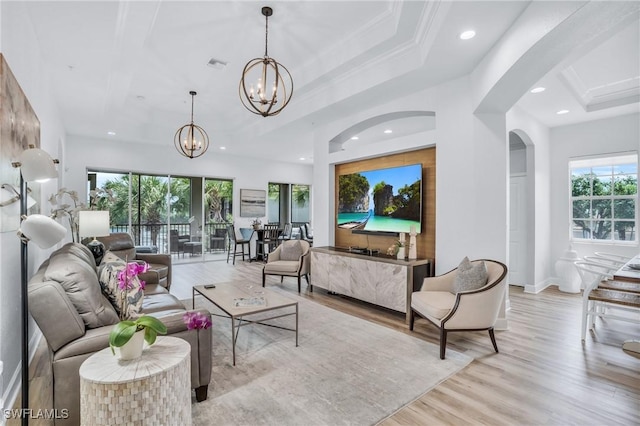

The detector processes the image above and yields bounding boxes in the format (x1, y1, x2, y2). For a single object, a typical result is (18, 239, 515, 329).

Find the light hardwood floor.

(12, 259, 640, 425)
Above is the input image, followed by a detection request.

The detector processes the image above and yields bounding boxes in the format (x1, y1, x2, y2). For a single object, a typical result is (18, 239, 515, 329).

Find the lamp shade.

(20, 214, 66, 249)
(18, 147, 58, 182)
(79, 210, 110, 238)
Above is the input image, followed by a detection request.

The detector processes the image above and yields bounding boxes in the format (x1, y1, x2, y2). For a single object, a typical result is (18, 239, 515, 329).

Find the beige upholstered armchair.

(262, 239, 311, 292)
(409, 259, 508, 359)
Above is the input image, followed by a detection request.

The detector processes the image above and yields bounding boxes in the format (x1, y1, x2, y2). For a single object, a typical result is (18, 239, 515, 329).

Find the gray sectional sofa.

(28, 242, 211, 425)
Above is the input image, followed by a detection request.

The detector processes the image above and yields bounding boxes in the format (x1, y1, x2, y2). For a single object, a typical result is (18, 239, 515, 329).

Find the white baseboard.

(495, 317, 509, 331)
(2, 330, 43, 420)
(524, 278, 555, 294)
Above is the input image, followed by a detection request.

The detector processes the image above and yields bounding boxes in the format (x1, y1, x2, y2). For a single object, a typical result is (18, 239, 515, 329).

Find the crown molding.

(560, 65, 640, 112)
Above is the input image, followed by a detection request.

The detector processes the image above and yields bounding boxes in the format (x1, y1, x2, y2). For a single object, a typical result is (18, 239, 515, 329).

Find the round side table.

(79, 336, 191, 425)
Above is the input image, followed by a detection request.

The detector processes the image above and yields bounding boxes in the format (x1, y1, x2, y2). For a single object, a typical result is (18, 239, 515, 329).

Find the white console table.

(310, 246, 433, 322)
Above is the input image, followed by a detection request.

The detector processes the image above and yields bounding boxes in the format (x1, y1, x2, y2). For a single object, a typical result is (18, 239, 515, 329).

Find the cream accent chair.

(262, 240, 311, 292)
(409, 259, 508, 359)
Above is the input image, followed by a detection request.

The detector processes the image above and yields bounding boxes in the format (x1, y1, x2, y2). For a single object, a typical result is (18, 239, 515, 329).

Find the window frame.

(568, 153, 638, 245)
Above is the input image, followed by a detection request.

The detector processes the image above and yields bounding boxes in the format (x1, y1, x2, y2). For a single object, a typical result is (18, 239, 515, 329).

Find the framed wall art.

(239, 189, 266, 217)
(0, 54, 42, 232)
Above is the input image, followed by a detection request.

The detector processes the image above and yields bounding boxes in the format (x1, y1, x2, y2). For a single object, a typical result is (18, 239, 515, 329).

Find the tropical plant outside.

(205, 179, 233, 222)
(89, 172, 233, 250)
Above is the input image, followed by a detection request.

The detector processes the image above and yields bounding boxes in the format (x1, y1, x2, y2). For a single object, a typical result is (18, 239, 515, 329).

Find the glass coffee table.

(193, 282, 298, 365)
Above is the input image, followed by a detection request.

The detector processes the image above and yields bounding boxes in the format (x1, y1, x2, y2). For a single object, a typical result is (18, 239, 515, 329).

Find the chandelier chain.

(190, 93, 195, 123)
(264, 13, 269, 57)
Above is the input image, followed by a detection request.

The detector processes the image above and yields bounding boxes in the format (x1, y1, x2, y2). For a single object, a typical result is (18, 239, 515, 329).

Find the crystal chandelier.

(174, 91, 209, 159)
(239, 6, 293, 117)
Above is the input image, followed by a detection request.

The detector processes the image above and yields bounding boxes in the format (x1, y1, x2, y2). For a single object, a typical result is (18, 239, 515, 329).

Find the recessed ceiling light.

(107, 131, 116, 136)
(459, 30, 476, 40)
(530, 87, 546, 93)
(556, 109, 570, 115)
(383, 129, 393, 134)
(299, 157, 305, 161)
(220, 146, 226, 150)
(351, 136, 359, 140)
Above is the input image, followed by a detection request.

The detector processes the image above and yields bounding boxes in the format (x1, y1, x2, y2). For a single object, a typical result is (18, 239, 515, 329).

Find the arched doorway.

(508, 130, 535, 288)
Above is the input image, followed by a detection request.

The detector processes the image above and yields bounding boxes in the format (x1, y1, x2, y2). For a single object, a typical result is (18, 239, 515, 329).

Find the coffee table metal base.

(226, 306, 298, 365)
(193, 283, 299, 365)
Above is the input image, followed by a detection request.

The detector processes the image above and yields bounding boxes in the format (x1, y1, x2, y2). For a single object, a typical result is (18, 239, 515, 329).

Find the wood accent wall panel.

(334, 147, 436, 260)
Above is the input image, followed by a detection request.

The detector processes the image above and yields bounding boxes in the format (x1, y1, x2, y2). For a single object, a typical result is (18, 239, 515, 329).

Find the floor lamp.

(11, 146, 65, 426)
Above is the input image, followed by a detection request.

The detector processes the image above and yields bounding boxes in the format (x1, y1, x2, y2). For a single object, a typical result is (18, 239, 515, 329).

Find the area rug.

(189, 288, 472, 425)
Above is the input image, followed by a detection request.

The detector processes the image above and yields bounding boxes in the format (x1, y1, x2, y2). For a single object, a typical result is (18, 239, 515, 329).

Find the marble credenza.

(310, 246, 433, 322)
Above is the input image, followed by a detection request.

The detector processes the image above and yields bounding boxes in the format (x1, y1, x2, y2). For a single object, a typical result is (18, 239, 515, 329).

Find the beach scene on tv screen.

(337, 163, 422, 234)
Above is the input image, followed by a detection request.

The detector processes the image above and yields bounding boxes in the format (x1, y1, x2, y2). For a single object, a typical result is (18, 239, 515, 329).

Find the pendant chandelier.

(239, 6, 293, 117)
(174, 91, 209, 159)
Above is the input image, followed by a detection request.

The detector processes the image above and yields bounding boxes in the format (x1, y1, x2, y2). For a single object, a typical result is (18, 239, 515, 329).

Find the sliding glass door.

(204, 178, 233, 253)
(88, 170, 233, 263)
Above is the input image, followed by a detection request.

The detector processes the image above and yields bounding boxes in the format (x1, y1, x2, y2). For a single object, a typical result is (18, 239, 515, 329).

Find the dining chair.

(277, 223, 293, 246)
(256, 224, 280, 261)
(574, 260, 640, 341)
(594, 252, 632, 267)
(226, 225, 251, 265)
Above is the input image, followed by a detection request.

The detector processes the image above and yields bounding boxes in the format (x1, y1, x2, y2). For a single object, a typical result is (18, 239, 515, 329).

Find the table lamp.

(79, 210, 110, 264)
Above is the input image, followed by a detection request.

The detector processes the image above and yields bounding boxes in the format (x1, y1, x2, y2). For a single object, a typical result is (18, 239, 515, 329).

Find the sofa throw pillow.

(280, 240, 303, 261)
(98, 251, 144, 320)
(452, 257, 488, 294)
(43, 243, 119, 329)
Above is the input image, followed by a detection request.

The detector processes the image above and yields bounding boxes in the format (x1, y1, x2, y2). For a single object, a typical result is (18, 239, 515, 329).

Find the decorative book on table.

(233, 297, 266, 307)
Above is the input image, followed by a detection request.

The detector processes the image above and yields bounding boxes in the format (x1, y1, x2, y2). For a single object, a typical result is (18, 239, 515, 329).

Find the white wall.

(0, 1, 67, 412)
(549, 113, 640, 263)
(65, 135, 313, 230)
(312, 75, 510, 330)
(313, 75, 509, 273)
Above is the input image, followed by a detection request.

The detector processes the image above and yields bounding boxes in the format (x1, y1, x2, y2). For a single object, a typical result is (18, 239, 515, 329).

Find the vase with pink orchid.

(109, 260, 167, 357)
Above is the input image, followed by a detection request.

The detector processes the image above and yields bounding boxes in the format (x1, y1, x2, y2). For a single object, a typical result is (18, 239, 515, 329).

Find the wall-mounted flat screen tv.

(337, 163, 422, 234)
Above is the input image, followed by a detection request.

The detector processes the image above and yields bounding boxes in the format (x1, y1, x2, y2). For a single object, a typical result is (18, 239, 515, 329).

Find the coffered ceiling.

(19, 1, 640, 163)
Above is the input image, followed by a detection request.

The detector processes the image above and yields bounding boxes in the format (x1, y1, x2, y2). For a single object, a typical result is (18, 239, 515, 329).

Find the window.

(291, 184, 310, 223)
(267, 182, 311, 225)
(570, 154, 637, 243)
(268, 183, 281, 224)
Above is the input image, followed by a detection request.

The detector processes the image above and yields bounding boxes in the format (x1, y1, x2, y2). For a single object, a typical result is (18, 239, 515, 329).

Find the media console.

(309, 246, 434, 323)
